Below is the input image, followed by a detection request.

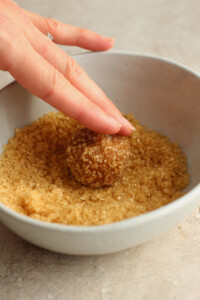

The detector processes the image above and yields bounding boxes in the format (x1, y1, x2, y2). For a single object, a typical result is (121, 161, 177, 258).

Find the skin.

(0, 0, 134, 135)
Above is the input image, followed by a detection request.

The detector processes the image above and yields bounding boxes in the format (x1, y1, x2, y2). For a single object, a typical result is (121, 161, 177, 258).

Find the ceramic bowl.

(0, 51, 200, 255)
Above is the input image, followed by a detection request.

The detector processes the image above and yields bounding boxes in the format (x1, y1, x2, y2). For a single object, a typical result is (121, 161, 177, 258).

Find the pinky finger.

(24, 11, 114, 51)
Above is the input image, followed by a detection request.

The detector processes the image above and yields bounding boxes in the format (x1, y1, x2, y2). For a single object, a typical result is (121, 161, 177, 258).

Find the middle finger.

(19, 18, 133, 135)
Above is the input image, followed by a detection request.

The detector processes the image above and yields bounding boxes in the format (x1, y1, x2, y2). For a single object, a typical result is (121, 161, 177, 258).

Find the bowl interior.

(1, 52, 200, 193)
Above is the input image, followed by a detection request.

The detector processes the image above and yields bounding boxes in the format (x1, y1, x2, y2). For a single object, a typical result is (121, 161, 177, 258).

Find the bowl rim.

(1, 50, 200, 233)
(73, 50, 200, 79)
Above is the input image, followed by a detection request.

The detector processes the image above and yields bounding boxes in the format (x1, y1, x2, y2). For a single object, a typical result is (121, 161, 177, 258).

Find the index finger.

(2, 31, 122, 134)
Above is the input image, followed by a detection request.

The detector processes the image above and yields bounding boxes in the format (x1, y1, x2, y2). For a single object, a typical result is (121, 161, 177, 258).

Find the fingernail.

(103, 37, 115, 42)
(120, 116, 135, 131)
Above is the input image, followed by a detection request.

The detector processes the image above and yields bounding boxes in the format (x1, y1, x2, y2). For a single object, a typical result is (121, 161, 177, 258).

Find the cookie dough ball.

(66, 128, 131, 188)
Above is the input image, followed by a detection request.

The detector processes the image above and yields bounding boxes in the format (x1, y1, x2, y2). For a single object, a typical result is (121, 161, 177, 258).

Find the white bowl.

(0, 51, 200, 255)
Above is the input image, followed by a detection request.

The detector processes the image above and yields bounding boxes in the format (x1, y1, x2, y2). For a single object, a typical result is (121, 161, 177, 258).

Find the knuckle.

(75, 101, 88, 123)
(65, 58, 84, 80)
(45, 17, 60, 33)
(73, 27, 89, 46)
(0, 15, 25, 70)
(42, 69, 71, 101)
(42, 68, 60, 100)
(75, 98, 95, 123)
(77, 27, 87, 38)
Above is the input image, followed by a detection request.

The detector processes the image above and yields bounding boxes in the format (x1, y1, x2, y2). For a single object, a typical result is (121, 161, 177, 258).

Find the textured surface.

(67, 127, 131, 188)
(1, 0, 200, 299)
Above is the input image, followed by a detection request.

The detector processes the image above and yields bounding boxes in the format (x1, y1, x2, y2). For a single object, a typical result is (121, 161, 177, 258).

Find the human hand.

(0, 0, 134, 135)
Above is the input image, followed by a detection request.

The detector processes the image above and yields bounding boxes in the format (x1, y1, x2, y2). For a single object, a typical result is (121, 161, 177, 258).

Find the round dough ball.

(66, 128, 131, 188)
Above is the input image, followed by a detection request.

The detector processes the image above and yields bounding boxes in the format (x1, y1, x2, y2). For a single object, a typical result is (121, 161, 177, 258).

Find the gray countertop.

(1, 0, 200, 299)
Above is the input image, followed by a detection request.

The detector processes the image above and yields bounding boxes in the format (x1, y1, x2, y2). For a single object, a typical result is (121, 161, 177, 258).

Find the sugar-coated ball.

(66, 128, 131, 188)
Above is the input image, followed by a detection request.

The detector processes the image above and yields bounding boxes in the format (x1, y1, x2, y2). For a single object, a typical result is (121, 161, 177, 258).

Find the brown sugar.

(0, 112, 189, 226)
(66, 128, 131, 188)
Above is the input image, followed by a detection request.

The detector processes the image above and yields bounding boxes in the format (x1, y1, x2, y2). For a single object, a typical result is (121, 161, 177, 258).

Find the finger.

(24, 10, 114, 51)
(2, 32, 122, 134)
(1, 4, 133, 135)
(19, 21, 134, 135)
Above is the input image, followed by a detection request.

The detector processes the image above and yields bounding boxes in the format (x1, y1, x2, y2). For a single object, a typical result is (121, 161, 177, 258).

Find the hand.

(0, 0, 134, 135)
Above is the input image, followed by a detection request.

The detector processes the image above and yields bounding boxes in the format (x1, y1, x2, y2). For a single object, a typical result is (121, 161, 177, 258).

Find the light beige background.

(1, 0, 200, 299)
